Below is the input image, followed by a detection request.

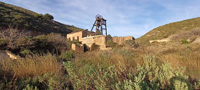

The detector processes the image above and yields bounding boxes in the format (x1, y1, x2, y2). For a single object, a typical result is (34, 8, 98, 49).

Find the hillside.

(137, 17, 200, 44)
(135, 17, 200, 80)
(0, 1, 83, 35)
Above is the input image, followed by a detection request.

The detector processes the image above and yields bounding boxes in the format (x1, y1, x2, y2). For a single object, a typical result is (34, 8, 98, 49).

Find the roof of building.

(67, 30, 87, 35)
(82, 35, 105, 39)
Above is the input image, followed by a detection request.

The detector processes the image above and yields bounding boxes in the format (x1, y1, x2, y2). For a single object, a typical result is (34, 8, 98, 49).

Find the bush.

(33, 33, 68, 54)
(23, 84, 39, 90)
(20, 48, 31, 56)
(0, 72, 70, 90)
(0, 28, 28, 49)
(106, 40, 117, 48)
(170, 76, 192, 90)
(43, 13, 54, 20)
(0, 30, 69, 55)
(181, 39, 189, 44)
(114, 56, 191, 90)
(124, 40, 139, 48)
(71, 40, 81, 45)
(0, 38, 7, 48)
(33, 14, 43, 21)
(62, 56, 193, 90)
(59, 51, 75, 61)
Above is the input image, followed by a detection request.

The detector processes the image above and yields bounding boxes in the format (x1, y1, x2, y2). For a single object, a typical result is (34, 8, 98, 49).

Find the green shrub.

(43, 13, 54, 20)
(71, 40, 81, 45)
(181, 39, 189, 44)
(33, 14, 43, 21)
(106, 40, 117, 48)
(63, 61, 119, 90)
(124, 40, 139, 48)
(33, 34, 68, 54)
(23, 84, 38, 90)
(194, 80, 200, 89)
(69, 56, 192, 90)
(0, 72, 71, 90)
(170, 76, 192, 90)
(20, 49, 31, 56)
(59, 51, 75, 61)
(0, 38, 7, 48)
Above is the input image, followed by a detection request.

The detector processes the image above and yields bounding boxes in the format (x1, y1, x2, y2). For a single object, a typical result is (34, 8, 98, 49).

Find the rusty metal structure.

(91, 14, 107, 35)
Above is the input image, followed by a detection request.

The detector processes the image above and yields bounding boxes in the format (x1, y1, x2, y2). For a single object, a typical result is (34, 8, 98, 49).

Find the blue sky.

(1, 0, 200, 38)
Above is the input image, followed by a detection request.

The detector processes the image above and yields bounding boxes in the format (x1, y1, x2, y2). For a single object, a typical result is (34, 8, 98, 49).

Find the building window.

(77, 36, 79, 41)
(73, 37, 75, 41)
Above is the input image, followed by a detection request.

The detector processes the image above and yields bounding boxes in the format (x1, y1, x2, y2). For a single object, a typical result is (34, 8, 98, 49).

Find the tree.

(43, 13, 54, 20)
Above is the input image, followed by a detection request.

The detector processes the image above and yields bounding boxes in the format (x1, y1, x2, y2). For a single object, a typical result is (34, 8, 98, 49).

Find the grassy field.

(0, 37, 200, 89)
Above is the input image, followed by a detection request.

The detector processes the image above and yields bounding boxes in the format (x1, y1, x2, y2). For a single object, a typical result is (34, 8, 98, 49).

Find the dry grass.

(0, 54, 62, 78)
(137, 17, 200, 45)
(73, 47, 145, 77)
(136, 17, 200, 80)
(170, 27, 200, 42)
(145, 43, 200, 79)
(159, 51, 200, 79)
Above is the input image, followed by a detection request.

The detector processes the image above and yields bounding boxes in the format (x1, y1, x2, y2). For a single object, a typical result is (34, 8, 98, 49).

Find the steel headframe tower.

(91, 14, 107, 36)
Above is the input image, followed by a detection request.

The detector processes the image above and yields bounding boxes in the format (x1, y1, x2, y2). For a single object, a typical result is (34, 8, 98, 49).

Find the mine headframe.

(91, 14, 107, 36)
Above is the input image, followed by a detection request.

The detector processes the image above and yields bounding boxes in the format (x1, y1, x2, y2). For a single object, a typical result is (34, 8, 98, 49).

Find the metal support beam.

(91, 14, 107, 36)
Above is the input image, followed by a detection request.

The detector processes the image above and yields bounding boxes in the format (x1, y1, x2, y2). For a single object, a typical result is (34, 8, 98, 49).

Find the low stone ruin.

(66, 31, 134, 52)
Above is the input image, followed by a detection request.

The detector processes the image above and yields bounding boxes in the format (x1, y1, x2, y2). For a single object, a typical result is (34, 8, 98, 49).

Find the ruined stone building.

(67, 30, 108, 52)
(66, 14, 135, 52)
(66, 30, 134, 52)
(66, 30, 88, 42)
(82, 35, 107, 51)
(112, 36, 135, 45)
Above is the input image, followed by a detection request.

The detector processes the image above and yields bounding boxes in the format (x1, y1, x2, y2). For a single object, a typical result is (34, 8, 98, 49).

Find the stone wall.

(67, 31, 135, 52)
(82, 35, 106, 51)
(66, 30, 88, 42)
(112, 36, 134, 45)
(71, 44, 84, 53)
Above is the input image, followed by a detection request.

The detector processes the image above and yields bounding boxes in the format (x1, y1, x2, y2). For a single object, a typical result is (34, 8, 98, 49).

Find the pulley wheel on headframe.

(96, 14, 103, 19)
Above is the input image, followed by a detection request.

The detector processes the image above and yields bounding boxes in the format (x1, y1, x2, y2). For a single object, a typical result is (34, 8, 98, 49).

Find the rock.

(0, 50, 10, 60)
(149, 38, 171, 43)
(192, 37, 200, 44)
(0, 50, 17, 60)
(5, 51, 17, 59)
